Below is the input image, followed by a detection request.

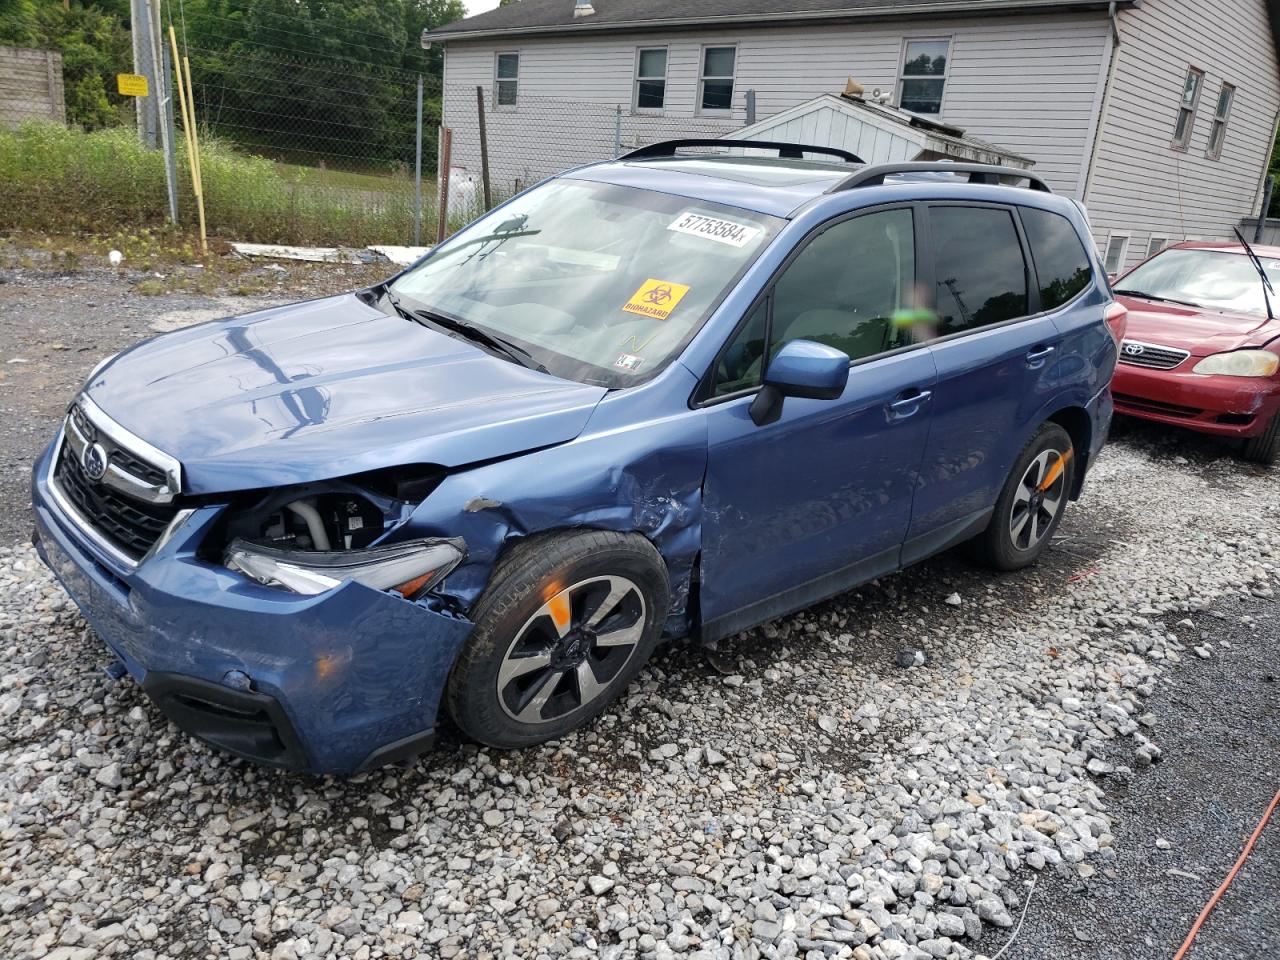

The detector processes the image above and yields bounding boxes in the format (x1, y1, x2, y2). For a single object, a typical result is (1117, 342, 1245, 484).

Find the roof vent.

(573, 0, 595, 16)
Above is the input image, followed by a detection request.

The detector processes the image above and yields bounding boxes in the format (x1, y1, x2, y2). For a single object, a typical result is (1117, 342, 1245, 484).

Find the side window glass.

(770, 209, 916, 361)
(930, 206, 1029, 334)
(1021, 207, 1093, 310)
(713, 300, 768, 396)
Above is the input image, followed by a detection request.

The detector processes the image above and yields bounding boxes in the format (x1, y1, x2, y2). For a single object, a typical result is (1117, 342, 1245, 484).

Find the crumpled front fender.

(405, 374, 708, 637)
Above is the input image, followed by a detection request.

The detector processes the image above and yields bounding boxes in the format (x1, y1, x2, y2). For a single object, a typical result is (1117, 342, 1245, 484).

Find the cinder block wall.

(0, 46, 66, 128)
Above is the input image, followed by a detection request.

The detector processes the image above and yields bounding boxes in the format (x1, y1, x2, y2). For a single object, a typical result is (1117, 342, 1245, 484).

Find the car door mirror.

(749, 339, 850, 426)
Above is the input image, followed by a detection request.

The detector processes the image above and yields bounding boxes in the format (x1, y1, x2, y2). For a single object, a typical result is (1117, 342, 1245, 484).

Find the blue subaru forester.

(32, 142, 1117, 773)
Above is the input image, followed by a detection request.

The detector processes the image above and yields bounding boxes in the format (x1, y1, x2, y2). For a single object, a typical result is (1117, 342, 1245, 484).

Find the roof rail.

(830, 162, 1052, 194)
(622, 138, 865, 165)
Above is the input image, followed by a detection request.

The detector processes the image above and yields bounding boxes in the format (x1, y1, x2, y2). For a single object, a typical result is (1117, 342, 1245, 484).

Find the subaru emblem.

(82, 442, 108, 482)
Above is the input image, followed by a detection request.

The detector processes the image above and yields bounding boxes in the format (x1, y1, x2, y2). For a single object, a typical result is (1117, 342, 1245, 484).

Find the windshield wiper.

(1113, 289, 1203, 308)
(383, 290, 549, 374)
(1233, 227, 1277, 321)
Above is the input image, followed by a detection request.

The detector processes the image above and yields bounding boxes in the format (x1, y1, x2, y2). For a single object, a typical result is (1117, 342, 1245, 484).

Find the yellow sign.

(622, 278, 691, 321)
(117, 73, 149, 97)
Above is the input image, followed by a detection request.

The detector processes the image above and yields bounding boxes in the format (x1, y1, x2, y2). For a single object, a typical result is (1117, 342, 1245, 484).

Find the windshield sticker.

(623, 278, 691, 321)
(668, 211, 763, 248)
(614, 353, 644, 372)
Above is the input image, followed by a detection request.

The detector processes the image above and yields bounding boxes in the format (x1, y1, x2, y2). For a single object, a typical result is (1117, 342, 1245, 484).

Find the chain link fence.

(185, 38, 442, 244)
(440, 85, 741, 223)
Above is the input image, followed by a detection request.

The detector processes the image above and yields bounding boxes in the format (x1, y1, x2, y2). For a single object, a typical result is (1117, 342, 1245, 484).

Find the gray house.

(424, 0, 1280, 273)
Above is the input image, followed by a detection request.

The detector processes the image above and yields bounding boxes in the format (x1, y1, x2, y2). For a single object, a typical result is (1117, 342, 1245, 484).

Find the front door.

(699, 206, 937, 639)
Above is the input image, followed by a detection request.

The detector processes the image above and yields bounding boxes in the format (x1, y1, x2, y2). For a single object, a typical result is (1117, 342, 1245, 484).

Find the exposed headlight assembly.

(1192, 350, 1280, 377)
(225, 537, 465, 598)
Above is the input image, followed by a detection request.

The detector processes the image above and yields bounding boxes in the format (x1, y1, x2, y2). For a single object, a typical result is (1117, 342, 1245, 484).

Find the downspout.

(1080, 1, 1124, 206)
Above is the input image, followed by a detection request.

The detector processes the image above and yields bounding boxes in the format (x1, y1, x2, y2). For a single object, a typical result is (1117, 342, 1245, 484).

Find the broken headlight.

(225, 537, 465, 598)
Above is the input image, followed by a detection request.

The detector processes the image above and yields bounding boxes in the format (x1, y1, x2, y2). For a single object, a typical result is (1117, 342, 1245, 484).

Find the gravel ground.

(0, 268, 1278, 960)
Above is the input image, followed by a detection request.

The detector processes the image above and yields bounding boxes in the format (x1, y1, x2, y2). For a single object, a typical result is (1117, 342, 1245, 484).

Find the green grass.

(0, 122, 441, 246)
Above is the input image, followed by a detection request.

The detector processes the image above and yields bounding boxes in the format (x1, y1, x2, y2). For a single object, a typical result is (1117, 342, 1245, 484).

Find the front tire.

(972, 422, 1075, 572)
(1242, 413, 1280, 466)
(446, 530, 669, 749)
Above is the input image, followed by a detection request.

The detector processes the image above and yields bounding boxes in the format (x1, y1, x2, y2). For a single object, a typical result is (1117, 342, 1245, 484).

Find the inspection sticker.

(668, 211, 763, 248)
(614, 353, 645, 372)
(623, 278, 691, 321)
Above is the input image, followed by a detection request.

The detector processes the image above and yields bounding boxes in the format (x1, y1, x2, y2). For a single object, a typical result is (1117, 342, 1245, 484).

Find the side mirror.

(749, 339, 850, 426)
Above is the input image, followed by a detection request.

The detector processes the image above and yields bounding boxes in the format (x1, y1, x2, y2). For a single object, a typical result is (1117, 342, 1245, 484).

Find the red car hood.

(1118, 295, 1280, 356)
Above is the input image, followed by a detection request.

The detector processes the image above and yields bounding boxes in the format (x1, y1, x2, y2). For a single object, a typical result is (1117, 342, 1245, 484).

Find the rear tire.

(972, 422, 1075, 572)
(446, 530, 669, 749)
(1241, 413, 1280, 466)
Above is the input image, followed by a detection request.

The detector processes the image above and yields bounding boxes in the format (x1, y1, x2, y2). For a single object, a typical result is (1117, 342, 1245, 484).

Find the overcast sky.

(464, 0, 501, 15)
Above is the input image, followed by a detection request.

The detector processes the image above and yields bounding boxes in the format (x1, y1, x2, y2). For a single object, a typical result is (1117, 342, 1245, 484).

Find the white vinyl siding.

(1083, 0, 1280, 272)
(441, 13, 1112, 196)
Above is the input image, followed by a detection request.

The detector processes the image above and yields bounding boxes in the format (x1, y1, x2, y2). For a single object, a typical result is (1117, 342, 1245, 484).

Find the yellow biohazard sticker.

(622, 278, 691, 321)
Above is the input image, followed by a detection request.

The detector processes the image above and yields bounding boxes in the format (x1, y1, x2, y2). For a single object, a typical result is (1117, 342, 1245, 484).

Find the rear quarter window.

(1020, 207, 1094, 310)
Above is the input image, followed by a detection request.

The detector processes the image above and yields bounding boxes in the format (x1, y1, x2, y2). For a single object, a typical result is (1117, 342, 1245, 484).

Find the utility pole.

(129, 0, 154, 143)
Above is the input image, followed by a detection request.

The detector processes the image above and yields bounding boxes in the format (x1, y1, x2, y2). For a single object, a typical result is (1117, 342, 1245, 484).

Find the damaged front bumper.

(31, 441, 474, 774)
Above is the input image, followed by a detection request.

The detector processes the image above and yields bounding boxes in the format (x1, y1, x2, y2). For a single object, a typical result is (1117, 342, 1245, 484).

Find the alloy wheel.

(1008, 449, 1068, 551)
(497, 575, 646, 724)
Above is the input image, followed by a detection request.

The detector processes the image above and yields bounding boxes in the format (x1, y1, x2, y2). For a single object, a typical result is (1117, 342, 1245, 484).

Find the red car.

(1110, 241, 1280, 464)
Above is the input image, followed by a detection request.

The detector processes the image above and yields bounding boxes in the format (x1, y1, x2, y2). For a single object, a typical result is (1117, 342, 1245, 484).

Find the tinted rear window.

(930, 206, 1029, 334)
(1021, 207, 1093, 310)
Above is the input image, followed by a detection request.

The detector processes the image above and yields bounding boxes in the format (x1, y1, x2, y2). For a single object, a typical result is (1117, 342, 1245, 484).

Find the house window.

(1147, 236, 1168, 259)
(1173, 67, 1204, 150)
(494, 52, 519, 107)
(898, 39, 951, 115)
(1104, 233, 1130, 274)
(635, 47, 667, 111)
(1207, 83, 1236, 159)
(699, 46, 736, 112)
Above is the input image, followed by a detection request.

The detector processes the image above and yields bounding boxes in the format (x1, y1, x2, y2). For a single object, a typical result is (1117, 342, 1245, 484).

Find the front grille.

(1118, 341, 1191, 370)
(54, 435, 178, 559)
(1113, 392, 1203, 419)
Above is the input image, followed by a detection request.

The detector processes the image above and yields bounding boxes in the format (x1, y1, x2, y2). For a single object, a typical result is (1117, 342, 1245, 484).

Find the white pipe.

(286, 501, 331, 551)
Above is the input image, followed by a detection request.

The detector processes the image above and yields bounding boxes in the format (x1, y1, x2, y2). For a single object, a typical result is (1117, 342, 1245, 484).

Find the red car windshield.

(1116, 248, 1280, 316)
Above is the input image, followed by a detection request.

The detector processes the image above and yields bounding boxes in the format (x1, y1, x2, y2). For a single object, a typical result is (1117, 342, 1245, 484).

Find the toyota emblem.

(82, 443, 108, 482)
(1123, 342, 1145, 357)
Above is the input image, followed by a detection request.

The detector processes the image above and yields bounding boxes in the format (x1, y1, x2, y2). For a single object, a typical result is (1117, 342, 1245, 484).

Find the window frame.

(698, 44, 738, 116)
(1206, 82, 1236, 160)
(493, 51, 520, 110)
(1172, 66, 1205, 151)
(696, 199, 1059, 407)
(633, 45, 669, 114)
(1014, 205, 1098, 316)
(897, 36, 953, 116)
(1103, 232, 1130, 275)
(1147, 236, 1169, 260)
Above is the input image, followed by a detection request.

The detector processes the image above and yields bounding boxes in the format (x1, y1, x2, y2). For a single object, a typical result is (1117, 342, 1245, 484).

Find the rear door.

(905, 202, 1065, 558)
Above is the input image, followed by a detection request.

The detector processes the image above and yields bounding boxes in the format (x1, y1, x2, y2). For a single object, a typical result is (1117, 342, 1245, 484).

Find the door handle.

(1026, 345, 1056, 365)
(886, 389, 932, 420)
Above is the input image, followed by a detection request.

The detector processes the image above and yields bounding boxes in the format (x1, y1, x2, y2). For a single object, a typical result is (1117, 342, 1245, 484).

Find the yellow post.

(167, 25, 205, 254)
(167, 26, 207, 254)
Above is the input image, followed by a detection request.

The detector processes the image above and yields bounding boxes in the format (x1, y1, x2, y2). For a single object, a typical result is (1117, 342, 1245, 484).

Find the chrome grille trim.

(1118, 340, 1191, 370)
(45, 429, 145, 570)
(66, 395, 182, 504)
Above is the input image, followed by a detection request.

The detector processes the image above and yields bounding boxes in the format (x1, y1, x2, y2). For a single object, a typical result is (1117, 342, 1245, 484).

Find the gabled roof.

(725, 94, 1036, 169)
(423, 0, 1133, 44)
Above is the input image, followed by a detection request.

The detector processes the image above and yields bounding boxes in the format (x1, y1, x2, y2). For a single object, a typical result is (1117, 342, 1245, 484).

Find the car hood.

(1118, 295, 1280, 356)
(84, 294, 607, 494)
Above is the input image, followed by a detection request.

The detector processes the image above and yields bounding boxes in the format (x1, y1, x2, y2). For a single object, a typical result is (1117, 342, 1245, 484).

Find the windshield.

(1116, 248, 1280, 316)
(389, 178, 782, 386)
